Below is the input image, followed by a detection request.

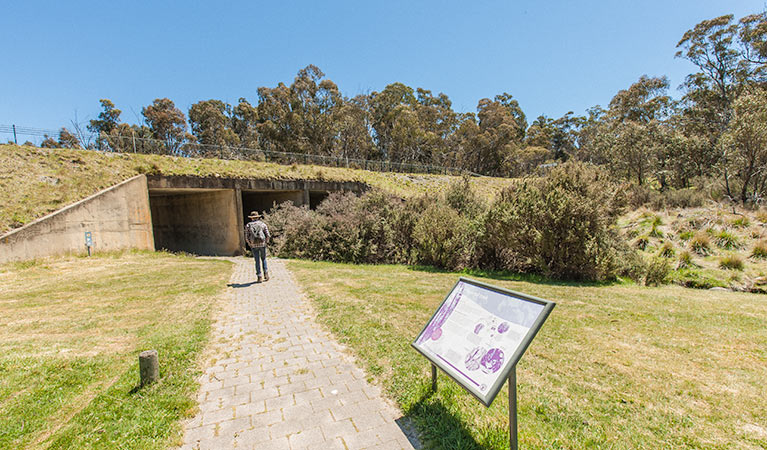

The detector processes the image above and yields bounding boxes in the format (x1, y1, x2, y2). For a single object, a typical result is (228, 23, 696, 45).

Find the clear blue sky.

(1, 0, 764, 139)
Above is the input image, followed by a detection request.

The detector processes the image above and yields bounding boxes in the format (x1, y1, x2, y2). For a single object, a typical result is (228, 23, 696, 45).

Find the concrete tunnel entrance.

(146, 176, 360, 256)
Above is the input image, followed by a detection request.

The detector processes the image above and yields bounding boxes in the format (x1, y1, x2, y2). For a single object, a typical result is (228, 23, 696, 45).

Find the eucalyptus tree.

(722, 89, 767, 202)
(142, 98, 190, 154)
(188, 99, 240, 151)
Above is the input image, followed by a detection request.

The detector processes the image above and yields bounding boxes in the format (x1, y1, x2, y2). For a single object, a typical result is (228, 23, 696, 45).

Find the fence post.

(12, 125, 17, 144)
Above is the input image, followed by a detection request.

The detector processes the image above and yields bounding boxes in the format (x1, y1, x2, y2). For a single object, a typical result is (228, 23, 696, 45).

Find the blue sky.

(1, 1, 765, 139)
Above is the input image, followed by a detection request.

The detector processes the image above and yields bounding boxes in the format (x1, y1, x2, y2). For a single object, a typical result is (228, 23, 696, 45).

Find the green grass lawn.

(0, 250, 231, 450)
(287, 260, 767, 450)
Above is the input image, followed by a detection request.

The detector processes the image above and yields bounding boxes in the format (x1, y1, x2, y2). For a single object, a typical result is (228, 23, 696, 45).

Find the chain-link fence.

(1, 124, 464, 176)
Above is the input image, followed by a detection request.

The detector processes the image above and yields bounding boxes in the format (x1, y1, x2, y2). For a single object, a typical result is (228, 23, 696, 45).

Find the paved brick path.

(179, 258, 418, 450)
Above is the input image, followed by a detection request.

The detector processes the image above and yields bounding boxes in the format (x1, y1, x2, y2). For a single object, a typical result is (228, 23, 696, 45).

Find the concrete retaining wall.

(0, 175, 154, 263)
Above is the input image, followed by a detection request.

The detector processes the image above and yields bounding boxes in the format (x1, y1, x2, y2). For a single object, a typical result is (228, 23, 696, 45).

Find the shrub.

(617, 247, 647, 283)
(756, 209, 767, 223)
(644, 257, 671, 286)
(625, 185, 705, 209)
(658, 241, 675, 258)
(412, 202, 473, 270)
(265, 190, 409, 264)
(664, 188, 705, 208)
(719, 254, 745, 270)
(445, 175, 485, 217)
(484, 162, 625, 280)
(690, 232, 711, 255)
(714, 230, 741, 250)
(751, 240, 767, 259)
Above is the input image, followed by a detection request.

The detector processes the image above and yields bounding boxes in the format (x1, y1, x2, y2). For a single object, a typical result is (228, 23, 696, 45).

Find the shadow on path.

(227, 281, 258, 288)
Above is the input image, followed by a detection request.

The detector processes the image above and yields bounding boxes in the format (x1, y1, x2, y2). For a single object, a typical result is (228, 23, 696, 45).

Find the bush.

(644, 256, 671, 286)
(484, 162, 626, 280)
(266, 190, 409, 264)
(690, 232, 711, 255)
(445, 175, 485, 217)
(412, 202, 474, 270)
(663, 188, 705, 208)
(625, 185, 705, 209)
(751, 240, 767, 259)
(719, 254, 745, 270)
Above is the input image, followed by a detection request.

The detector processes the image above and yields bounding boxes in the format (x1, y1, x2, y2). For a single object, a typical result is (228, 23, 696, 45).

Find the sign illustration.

(413, 277, 554, 407)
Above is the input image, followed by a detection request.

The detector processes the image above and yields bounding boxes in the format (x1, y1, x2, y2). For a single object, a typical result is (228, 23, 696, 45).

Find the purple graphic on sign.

(430, 328, 442, 340)
(497, 322, 510, 334)
(480, 348, 504, 374)
(464, 346, 485, 371)
(417, 283, 464, 344)
(473, 323, 484, 334)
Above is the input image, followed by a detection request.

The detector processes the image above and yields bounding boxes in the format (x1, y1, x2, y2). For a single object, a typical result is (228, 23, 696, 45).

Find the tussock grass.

(714, 230, 741, 250)
(289, 260, 767, 450)
(751, 240, 767, 259)
(690, 232, 712, 255)
(719, 254, 745, 271)
(658, 241, 675, 258)
(676, 250, 694, 269)
(0, 250, 230, 449)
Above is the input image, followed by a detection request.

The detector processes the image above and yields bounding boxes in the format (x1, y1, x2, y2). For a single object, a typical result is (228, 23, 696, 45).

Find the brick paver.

(179, 258, 418, 450)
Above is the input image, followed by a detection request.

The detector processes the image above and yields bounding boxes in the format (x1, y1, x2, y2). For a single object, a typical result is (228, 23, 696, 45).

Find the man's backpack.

(246, 221, 266, 246)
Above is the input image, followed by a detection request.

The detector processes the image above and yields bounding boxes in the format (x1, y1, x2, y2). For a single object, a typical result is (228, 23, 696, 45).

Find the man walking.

(245, 211, 271, 283)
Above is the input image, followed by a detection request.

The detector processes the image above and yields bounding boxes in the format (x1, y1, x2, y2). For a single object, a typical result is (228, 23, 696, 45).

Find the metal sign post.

(509, 366, 518, 450)
(85, 231, 92, 256)
(413, 277, 555, 449)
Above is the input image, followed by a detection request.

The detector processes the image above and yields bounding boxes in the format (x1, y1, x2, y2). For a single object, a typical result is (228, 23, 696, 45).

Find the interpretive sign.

(412, 277, 555, 407)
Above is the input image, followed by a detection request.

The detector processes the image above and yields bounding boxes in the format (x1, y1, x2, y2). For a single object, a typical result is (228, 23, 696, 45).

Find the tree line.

(38, 12, 767, 203)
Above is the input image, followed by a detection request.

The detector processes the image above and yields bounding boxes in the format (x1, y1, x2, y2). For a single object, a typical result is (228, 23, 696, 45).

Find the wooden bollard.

(139, 350, 159, 386)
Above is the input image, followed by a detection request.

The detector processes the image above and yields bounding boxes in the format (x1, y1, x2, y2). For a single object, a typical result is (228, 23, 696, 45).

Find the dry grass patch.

(0, 250, 231, 449)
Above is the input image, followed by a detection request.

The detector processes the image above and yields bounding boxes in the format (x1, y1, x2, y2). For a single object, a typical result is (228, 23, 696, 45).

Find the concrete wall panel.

(0, 175, 154, 263)
(150, 190, 240, 256)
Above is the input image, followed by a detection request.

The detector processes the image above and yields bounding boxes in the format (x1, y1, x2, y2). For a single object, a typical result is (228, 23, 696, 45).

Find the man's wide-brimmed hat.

(248, 211, 261, 219)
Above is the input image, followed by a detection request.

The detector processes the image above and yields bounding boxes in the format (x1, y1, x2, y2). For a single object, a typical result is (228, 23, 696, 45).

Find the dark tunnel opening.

(149, 189, 240, 256)
(146, 180, 350, 256)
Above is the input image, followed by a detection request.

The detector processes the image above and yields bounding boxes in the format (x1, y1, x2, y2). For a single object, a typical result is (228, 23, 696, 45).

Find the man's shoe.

(264, 272, 270, 281)
(257, 275, 263, 283)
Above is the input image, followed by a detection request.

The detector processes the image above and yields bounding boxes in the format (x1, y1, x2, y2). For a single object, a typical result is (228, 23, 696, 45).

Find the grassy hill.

(0, 144, 513, 235)
(622, 206, 767, 292)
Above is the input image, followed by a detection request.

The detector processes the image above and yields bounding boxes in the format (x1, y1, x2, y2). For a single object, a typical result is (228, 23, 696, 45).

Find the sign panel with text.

(412, 277, 554, 406)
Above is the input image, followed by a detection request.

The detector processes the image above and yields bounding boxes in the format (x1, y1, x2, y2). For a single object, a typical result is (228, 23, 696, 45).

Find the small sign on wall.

(85, 231, 92, 256)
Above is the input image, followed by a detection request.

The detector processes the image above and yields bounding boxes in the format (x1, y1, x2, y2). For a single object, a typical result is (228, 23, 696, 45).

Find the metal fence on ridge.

(0, 124, 464, 176)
